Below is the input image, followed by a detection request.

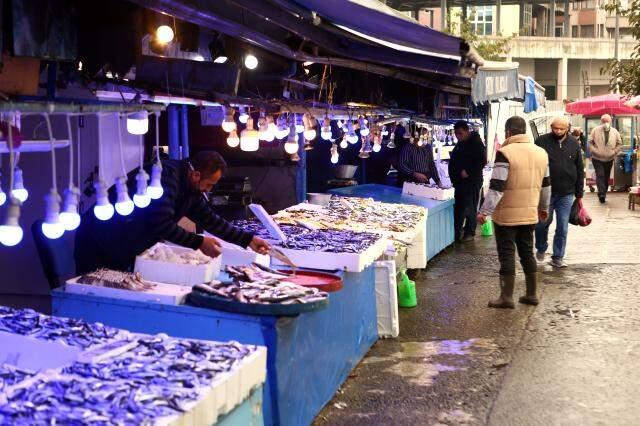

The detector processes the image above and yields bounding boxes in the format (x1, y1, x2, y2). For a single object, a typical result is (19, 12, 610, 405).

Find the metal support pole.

(168, 105, 181, 159)
(496, 0, 502, 35)
(549, 0, 556, 37)
(462, 2, 467, 21)
(440, 0, 447, 31)
(296, 133, 307, 203)
(615, 0, 620, 93)
(519, 0, 525, 35)
(180, 105, 190, 159)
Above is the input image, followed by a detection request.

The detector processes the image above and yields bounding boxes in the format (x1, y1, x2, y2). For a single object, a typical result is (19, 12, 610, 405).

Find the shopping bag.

(569, 199, 592, 227)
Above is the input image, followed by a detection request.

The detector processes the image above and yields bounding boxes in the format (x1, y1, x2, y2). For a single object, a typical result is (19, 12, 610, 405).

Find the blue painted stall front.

(329, 184, 455, 261)
(52, 267, 377, 426)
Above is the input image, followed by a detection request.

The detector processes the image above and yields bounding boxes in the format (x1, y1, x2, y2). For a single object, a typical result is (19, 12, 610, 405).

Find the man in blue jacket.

(534, 117, 585, 268)
(450, 121, 487, 243)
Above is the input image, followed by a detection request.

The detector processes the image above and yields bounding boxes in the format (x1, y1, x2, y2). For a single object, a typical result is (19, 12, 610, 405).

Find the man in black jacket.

(450, 121, 487, 243)
(75, 151, 271, 274)
(534, 117, 585, 268)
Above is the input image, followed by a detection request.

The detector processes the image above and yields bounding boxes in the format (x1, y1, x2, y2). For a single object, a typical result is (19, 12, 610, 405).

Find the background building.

(387, 0, 635, 101)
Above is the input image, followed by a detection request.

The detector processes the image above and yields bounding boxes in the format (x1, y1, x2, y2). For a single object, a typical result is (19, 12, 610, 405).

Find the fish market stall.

(329, 184, 455, 261)
(0, 306, 266, 425)
(52, 242, 380, 425)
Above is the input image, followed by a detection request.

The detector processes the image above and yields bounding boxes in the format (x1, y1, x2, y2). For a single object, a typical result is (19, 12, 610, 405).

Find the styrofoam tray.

(64, 277, 192, 305)
(403, 182, 455, 200)
(134, 243, 221, 286)
(271, 236, 388, 272)
(374, 261, 399, 338)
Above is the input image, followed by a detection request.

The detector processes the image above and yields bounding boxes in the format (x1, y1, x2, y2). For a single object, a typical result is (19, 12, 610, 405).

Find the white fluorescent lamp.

(93, 180, 114, 221)
(320, 117, 332, 140)
(240, 118, 260, 152)
(133, 169, 151, 208)
(284, 125, 299, 154)
(0, 198, 23, 246)
(41, 189, 64, 239)
(226, 130, 240, 148)
(358, 117, 370, 137)
(214, 56, 228, 64)
(147, 162, 164, 199)
(156, 25, 175, 44)
(238, 107, 249, 124)
(0, 171, 5, 206)
(60, 187, 81, 231)
(115, 176, 134, 216)
(221, 108, 237, 133)
(11, 168, 28, 203)
(244, 54, 259, 70)
(127, 111, 149, 135)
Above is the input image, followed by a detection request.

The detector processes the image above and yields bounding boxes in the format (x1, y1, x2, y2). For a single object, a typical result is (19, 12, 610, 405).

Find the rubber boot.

(519, 273, 539, 305)
(488, 275, 515, 309)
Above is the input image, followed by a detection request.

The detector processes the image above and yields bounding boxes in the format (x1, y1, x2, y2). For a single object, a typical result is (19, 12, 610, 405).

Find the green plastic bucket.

(398, 271, 417, 308)
(481, 218, 494, 237)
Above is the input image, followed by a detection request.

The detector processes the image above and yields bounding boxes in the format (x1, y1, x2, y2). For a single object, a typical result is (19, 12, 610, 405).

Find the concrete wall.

(515, 58, 536, 78)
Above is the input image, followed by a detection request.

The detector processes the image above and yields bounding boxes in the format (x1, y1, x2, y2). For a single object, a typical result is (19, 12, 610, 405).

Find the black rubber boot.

(488, 276, 515, 309)
(519, 273, 539, 305)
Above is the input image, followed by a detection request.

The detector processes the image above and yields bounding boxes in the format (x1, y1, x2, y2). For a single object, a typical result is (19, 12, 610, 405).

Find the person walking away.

(450, 121, 487, 243)
(478, 116, 550, 309)
(535, 116, 585, 268)
(397, 138, 441, 186)
(588, 114, 622, 203)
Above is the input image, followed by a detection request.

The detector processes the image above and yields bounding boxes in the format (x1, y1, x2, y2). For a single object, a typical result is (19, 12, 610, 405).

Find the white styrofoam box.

(406, 248, 427, 269)
(271, 236, 388, 272)
(630, 186, 640, 194)
(134, 243, 221, 286)
(374, 261, 399, 338)
(64, 277, 192, 305)
(403, 182, 455, 201)
(216, 238, 270, 268)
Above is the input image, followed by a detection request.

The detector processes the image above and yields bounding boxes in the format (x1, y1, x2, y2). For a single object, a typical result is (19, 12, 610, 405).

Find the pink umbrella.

(566, 94, 640, 116)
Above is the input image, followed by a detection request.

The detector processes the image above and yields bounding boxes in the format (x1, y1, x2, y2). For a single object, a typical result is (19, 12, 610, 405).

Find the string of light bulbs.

(0, 117, 23, 246)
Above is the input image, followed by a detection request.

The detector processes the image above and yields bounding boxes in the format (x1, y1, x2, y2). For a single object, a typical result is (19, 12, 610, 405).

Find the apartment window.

(572, 25, 579, 37)
(470, 6, 493, 36)
(555, 24, 564, 37)
(573, 0, 596, 9)
(599, 24, 605, 37)
(581, 25, 595, 38)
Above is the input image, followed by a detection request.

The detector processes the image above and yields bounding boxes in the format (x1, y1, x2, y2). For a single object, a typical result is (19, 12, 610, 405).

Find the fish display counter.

(329, 184, 456, 261)
(0, 306, 266, 425)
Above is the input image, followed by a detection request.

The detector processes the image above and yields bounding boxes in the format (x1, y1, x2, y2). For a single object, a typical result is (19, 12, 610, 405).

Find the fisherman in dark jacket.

(449, 121, 487, 243)
(75, 151, 270, 274)
(534, 116, 585, 269)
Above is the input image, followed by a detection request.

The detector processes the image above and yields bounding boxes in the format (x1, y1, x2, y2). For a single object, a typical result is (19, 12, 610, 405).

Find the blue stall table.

(52, 266, 377, 426)
(329, 184, 455, 261)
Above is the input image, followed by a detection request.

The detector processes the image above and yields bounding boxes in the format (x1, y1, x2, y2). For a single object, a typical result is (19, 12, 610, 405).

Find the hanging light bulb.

(337, 120, 344, 129)
(0, 172, 5, 206)
(339, 138, 348, 149)
(60, 187, 81, 231)
(0, 198, 23, 246)
(93, 180, 114, 221)
(244, 54, 259, 70)
(358, 117, 370, 137)
(295, 114, 304, 134)
(381, 126, 389, 137)
(221, 108, 237, 133)
(226, 130, 240, 148)
(363, 137, 373, 153)
(373, 142, 382, 153)
(133, 169, 151, 208)
(114, 176, 134, 216)
(41, 189, 64, 240)
(11, 168, 28, 203)
(238, 107, 249, 124)
(240, 118, 260, 152)
(147, 163, 164, 200)
(127, 111, 149, 135)
(267, 116, 278, 140)
(156, 25, 174, 44)
(358, 146, 370, 159)
(330, 143, 339, 164)
(275, 115, 290, 139)
(346, 121, 359, 144)
(320, 116, 332, 140)
(387, 131, 396, 149)
(303, 114, 317, 141)
(284, 124, 299, 155)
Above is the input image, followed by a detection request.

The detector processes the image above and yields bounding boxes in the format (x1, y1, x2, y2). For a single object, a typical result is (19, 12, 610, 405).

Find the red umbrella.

(565, 94, 640, 116)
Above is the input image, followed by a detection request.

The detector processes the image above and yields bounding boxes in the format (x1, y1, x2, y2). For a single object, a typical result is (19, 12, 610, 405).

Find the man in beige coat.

(589, 114, 622, 203)
(478, 116, 551, 309)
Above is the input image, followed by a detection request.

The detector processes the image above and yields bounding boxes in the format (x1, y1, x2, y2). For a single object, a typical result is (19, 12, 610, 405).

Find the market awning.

(291, 0, 467, 62)
(567, 94, 640, 116)
(471, 61, 545, 111)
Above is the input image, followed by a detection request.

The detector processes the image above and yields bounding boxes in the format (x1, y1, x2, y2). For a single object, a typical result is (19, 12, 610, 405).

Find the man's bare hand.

(477, 213, 487, 225)
(199, 237, 222, 258)
(249, 236, 271, 255)
(413, 172, 429, 183)
(538, 210, 549, 223)
(461, 169, 470, 179)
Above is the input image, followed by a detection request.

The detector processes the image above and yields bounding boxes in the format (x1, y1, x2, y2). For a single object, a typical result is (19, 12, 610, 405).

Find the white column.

(557, 57, 568, 101)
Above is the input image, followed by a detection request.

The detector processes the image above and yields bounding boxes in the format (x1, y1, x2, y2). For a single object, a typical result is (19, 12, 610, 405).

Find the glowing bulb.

(331, 153, 339, 164)
(11, 168, 28, 203)
(240, 118, 260, 152)
(337, 120, 344, 129)
(358, 117, 370, 137)
(41, 221, 64, 239)
(276, 128, 290, 139)
(0, 190, 5, 207)
(238, 108, 249, 124)
(360, 127, 370, 137)
(42, 186, 64, 239)
(284, 141, 299, 154)
(0, 199, 23, 246)
(214, 56, 228, 64)
(127, 111, 149, 135)
(133, 169, 151, 208)
(244, 54, 258, 70)
(347, 133, 359, 144)
(295, 114, 304, 133)
(339, 139, 348, 149)
(156, 25, 174, 44)
(60, 187, 81, 231)
(93, 181, 114, 221)
(262, 129, 275, 143)
(114, 177, 134, 216)
(381, 126, 389, 136)
(268, 121, 278, 137)
(227, 130, 240, 148)
(304, 128, 316, 141)
(221, 108, 237, 133)
(147, 163, 164, 200)
(373, 143, 382, 153)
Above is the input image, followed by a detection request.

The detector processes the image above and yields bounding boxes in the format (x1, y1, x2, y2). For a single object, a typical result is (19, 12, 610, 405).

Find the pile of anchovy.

(141, 243, 212, 265)
(233, 220, 379, 253)
(0, 365, 35, 393)
(194, 265, 328, 305)
(77, 269, 155, 291)
(0, 308, 123, 349)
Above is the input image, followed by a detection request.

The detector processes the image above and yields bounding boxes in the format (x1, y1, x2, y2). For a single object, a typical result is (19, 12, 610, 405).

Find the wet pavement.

(316, 192, 640, 425)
